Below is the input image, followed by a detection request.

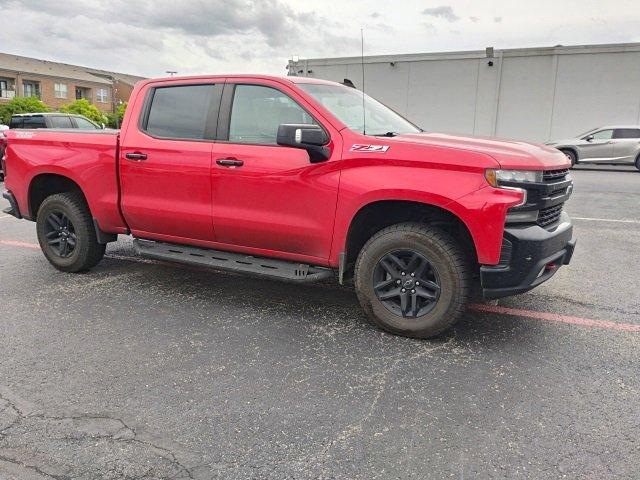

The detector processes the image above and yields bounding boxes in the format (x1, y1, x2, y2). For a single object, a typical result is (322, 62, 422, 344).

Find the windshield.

(298, 83, 421, 136)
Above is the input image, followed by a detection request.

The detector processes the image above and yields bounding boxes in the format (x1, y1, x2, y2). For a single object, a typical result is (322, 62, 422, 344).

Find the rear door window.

(613, 128, 640, 139)
(22, 116, 46, 129)
(144, 84, 218, 140)
(50, 116, 74, 128)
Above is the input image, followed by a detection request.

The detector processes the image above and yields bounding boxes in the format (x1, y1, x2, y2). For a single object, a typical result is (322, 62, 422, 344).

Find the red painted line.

(472, 303, 640, 333)
(2, 239, 639, 333)
(0, 239, 40, 250)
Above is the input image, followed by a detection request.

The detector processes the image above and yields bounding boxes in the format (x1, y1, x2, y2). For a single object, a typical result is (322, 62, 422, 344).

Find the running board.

(133, 239, 334, 283)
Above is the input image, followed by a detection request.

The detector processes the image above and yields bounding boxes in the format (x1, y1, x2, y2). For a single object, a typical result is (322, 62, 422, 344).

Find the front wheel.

(561, 149, 577, 168)
(354, 223, 470, 339)
(36, 192, 105, 272)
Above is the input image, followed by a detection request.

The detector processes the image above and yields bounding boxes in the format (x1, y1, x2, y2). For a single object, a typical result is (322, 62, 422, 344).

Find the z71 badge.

(350, 144, 390, 153)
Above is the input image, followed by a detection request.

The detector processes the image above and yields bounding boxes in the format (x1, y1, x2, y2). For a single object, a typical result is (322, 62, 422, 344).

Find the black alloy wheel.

(373, 249, 441, 318)
(43, 211, 77, 258)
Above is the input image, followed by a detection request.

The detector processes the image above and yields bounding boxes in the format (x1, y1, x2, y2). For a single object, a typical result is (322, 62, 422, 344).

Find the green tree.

(0, 96, 50, 125)
(106, 101, 127, 129)
(59, 99, 108, 126)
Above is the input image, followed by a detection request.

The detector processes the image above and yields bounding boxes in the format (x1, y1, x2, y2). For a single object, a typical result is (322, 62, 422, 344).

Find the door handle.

(216, 158, 244, 167)
(125, 152, 147, 161)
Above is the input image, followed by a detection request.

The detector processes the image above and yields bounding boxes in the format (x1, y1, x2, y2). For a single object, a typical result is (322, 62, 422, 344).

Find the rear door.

(577, 129, 614, 162)
(119, 80, 223, 242)
(209, 80, 341, 263)
(612, 128, 640, 164)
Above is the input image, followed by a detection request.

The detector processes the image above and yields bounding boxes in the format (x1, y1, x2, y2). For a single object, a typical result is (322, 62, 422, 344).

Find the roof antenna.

(361, 28, 366, 135)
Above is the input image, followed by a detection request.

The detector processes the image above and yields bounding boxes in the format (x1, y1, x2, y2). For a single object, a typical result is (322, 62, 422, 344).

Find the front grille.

(543, 168, 569, 182)
(538, 203, 564, 227)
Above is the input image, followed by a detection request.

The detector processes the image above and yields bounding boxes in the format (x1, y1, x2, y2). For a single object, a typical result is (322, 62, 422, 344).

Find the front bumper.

(480, 212, 575, 299)
(2, 190, 21, 219)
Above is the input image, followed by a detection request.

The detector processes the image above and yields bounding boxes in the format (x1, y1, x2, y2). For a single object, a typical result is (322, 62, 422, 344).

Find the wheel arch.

(557, 146, 579, 162)
(342, 200, 478, 281)
(28, 173, 88, 219)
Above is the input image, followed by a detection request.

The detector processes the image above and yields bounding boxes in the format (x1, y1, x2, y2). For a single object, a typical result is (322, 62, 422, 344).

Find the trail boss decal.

(350, 144, 390, 153)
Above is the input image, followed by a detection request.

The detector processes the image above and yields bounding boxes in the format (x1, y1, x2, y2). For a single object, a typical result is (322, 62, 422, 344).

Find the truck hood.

(393, 132, 570, 170)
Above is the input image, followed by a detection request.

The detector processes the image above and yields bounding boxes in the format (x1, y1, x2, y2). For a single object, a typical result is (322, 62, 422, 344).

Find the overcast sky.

(1, 0, 639, 78)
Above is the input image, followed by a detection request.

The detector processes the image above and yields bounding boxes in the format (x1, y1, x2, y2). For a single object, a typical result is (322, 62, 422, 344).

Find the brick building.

(0, 53, 145, 113)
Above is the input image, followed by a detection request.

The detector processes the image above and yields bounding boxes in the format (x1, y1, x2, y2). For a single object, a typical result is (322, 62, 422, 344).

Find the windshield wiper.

(371, 131, 400, 137)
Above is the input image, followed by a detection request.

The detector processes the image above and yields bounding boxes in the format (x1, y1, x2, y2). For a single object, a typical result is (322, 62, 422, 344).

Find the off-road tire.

(36, 192, 105, 272)
(354, 222, 470, 339)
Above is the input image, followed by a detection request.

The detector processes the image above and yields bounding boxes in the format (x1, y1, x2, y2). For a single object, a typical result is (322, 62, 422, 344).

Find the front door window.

(228, 85, 317, 144)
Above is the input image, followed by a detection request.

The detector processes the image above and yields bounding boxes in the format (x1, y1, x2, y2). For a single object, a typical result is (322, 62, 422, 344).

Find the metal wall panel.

(495, 55, 556, 141)
(290, 44, 640, 142)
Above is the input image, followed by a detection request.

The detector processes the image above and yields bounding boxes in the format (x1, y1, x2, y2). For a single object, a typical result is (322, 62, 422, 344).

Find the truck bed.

(4, 129, 127, 232)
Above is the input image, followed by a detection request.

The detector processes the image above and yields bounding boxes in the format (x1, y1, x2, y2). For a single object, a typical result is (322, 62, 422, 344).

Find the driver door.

(209, 80, 341, 263)
(578, 129, 614, 162)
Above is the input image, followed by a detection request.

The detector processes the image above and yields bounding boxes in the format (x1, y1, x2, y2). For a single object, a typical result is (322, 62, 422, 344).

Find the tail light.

(1, 132, 7, 176)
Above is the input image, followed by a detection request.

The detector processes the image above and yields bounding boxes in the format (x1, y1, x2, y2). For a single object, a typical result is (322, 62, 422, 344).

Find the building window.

(54, 83, 68, 99)
(97, 88, 108, 103)
(0, 79, 15, 99)
(76, 87, 91, 101)
(23, 81, 41, 99)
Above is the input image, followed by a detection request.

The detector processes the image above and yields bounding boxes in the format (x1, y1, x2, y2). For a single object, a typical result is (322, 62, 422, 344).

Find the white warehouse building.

(287, 42, 640, 143)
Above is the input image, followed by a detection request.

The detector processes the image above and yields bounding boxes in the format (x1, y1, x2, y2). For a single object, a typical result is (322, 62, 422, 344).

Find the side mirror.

(277, 124, 330, 163)
(585, 134, 594, 142)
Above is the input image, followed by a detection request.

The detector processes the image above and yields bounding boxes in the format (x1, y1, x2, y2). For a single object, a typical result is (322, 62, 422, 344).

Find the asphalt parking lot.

(1, 166, 639, 479)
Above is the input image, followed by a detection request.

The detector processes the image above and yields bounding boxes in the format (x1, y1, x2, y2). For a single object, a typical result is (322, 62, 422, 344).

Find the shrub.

(106, 102, 127, 129)
(59, 99, 108, 126)
(0, 97, 50, 125)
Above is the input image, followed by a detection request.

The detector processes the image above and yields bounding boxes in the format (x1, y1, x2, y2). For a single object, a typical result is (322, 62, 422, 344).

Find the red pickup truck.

(1, 75, 575, 338)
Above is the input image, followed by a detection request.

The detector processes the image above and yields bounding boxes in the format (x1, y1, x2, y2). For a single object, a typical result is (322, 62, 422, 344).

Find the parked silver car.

(546, 126, 640, 170)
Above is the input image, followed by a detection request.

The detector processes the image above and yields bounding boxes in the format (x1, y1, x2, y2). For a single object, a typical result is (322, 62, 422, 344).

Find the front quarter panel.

(331, 135, 521, 265)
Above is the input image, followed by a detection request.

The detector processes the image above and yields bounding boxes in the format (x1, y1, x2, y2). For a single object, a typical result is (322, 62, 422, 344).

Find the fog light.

(505, 210, 539, 224)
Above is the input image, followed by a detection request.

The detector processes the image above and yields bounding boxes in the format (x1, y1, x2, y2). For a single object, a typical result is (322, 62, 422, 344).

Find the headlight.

(485, 169, 543, 187)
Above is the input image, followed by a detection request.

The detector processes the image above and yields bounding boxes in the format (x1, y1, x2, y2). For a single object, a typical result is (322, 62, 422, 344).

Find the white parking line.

(573, 217, 640, 224)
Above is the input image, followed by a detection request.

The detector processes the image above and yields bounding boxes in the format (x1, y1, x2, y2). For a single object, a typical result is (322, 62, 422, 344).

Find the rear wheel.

(561, 149, 577, 168)
(36, 192, 105, 272)
(354, 223, 470, 339)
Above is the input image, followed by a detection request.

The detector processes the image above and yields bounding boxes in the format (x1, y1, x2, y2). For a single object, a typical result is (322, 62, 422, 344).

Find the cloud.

(422, 6, 460, 23)
(0, 0, 358, 77)
(469, 16, 479, 23)
(494, 16, 503, 23)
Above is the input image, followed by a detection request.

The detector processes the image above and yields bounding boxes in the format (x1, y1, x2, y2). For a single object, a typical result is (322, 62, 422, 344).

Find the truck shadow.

(98, 250, 551, 348)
